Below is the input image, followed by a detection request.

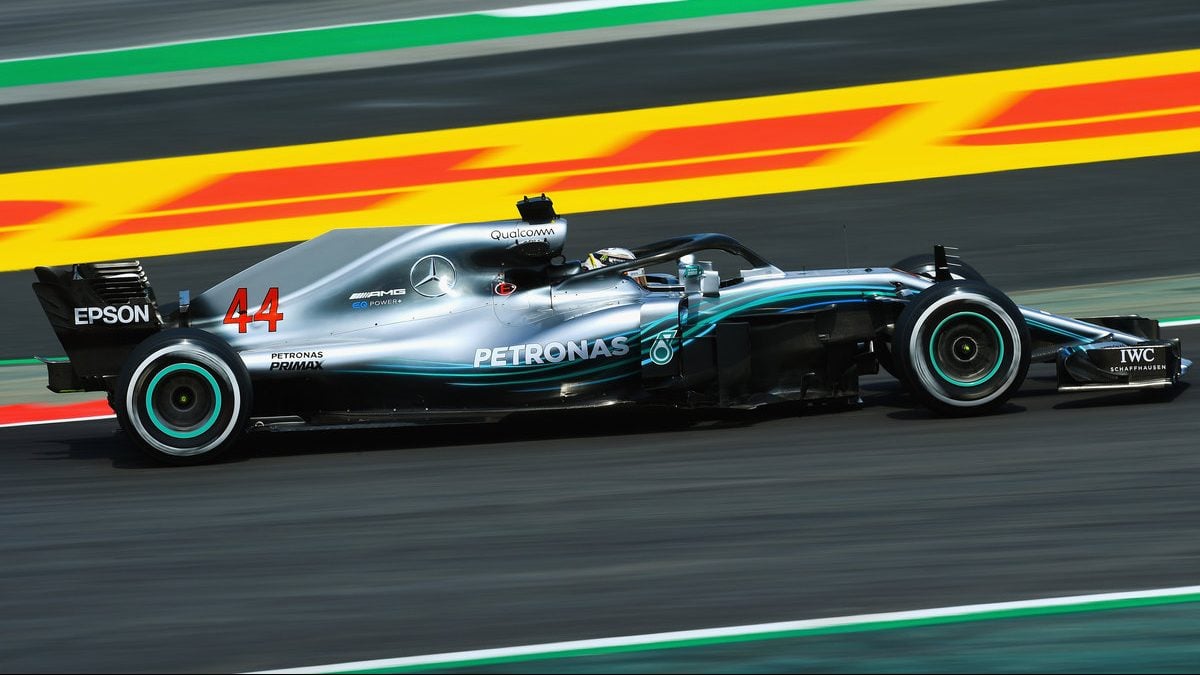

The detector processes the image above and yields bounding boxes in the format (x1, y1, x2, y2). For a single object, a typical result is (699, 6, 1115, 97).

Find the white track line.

(0, 12, 475, 65)
(252, 584, 1200, 674)
(483, 0, 683, 18)
(0, 413, 115, 429)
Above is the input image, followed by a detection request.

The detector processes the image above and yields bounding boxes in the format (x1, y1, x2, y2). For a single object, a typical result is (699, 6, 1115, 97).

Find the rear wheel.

(115, 328, 252, 465)
(892, 281, 1030, 416)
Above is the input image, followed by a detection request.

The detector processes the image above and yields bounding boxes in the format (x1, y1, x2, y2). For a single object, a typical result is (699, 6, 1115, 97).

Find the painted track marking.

(251, 585, 1200, 673)
(0, 414, 115, 429)
(2, 48, 1198, 272)
(0, 399, 114, 427)
(1162, 317, 1200, 327)
(0, 1, 1002, 103)
(0, 1, 875, 85)
(482, 0, 685, 18)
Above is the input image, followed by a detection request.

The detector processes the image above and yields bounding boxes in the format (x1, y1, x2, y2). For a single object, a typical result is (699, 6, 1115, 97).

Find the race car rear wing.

(32, 261, 163, 392)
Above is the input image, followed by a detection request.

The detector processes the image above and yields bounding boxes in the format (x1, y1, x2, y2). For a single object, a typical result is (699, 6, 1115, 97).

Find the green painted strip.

(327, 591, 1200, 673)
(0, 0, 859, 88)
(0, 358, 45, 367)
(1161, 315, 1200, 326)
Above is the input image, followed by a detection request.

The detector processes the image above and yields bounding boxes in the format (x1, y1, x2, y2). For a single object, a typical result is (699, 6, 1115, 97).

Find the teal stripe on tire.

(928, 311, 1004, 387)
(144, 362, 222, 439)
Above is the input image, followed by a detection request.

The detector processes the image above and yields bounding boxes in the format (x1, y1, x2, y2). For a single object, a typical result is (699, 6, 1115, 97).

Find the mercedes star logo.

(410, 255, 457, 297)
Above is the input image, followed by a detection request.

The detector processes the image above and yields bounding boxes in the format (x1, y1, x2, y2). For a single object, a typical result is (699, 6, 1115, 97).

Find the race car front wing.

(1057, 338, 1187, 392)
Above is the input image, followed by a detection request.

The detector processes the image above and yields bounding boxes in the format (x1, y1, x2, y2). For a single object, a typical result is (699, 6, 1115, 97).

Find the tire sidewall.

(893, 281, 1030, 415)
(876, 255, 985, 377)
(115, 328, 252, 464)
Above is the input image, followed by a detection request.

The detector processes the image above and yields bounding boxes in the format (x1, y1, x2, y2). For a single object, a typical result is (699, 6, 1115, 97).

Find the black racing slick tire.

(875, 254, 988, 377)
(892, 281, 1030, 416)
(115, 328, 252, 465)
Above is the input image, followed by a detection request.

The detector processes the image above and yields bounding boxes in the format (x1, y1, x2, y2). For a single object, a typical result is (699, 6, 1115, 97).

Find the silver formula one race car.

(32, 196, 1190, 464)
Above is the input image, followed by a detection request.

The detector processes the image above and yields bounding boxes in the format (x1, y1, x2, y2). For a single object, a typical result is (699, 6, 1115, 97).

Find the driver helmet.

(582, 247, 646, 284)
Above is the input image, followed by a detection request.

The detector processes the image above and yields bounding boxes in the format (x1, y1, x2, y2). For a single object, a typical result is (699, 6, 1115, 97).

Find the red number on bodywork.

(252, 287, 284, 332)
(223, 287, 252, 333)
(224, 287, 284, 333)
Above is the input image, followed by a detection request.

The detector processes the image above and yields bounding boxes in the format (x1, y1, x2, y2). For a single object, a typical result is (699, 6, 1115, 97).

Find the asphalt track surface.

(4, 349, 1198, 673)
(2, 1, 1200, 672)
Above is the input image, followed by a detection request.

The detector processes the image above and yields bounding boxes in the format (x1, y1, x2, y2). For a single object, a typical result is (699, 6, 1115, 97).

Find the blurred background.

(1, 1, 1198, 672)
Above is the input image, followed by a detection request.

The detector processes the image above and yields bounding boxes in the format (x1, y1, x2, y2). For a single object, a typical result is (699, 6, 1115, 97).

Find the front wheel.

(892, 281, 1030, 416)
(875, 254, 988, 376)
(115, 328, 252, 465)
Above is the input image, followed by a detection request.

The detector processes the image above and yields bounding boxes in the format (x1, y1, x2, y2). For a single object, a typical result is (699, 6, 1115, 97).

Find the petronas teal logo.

(650, 329, 677, 366)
